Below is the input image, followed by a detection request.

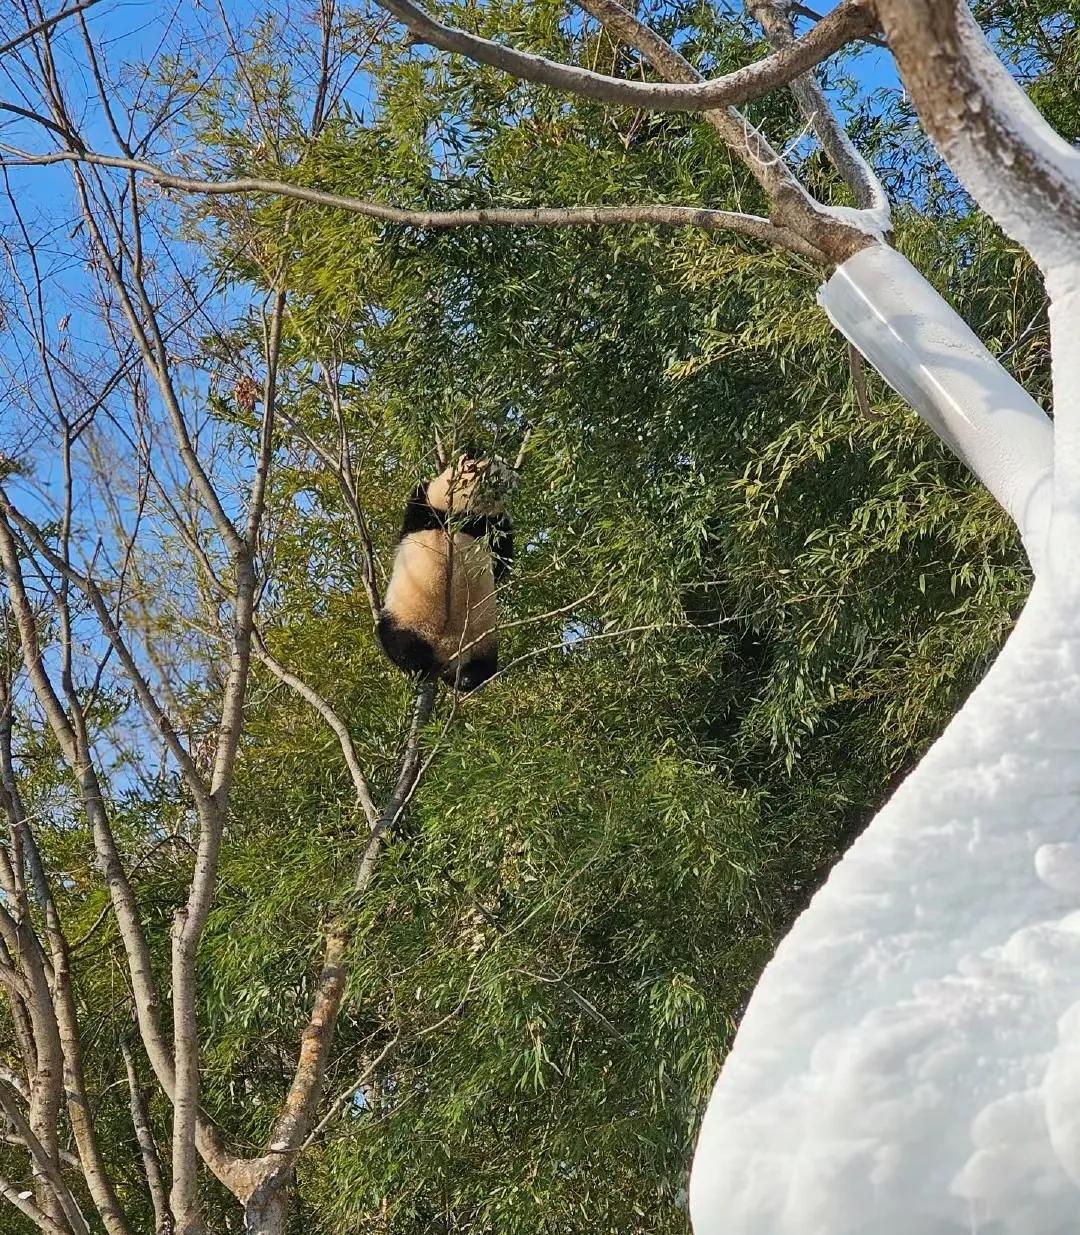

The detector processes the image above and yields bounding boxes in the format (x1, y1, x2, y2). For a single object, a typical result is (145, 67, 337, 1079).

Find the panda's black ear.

(457, 442, 482, 462)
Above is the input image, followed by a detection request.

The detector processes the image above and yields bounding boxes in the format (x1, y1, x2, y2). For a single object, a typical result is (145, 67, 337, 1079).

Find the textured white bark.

(818, 243, 1054, 569)
(876, 3, 1080, 277)
(690, 582, 1080, 1234)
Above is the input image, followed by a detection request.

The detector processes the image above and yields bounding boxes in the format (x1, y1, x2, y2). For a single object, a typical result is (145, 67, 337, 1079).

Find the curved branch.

(0, 148, 825, 260)
(0, 102, 83, 148)
(376, 0, 878, 112)
(253, 631, 379, 826)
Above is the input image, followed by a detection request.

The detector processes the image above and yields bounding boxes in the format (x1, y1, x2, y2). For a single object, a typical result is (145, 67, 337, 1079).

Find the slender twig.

(0, 101, 83, 147)
(301, 989, 470, 1148)
(847, 342, 880, 421)
(252, 631, 379, 826)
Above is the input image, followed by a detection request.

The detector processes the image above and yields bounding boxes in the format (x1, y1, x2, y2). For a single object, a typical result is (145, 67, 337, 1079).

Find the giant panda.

(376, 450, 517, 693)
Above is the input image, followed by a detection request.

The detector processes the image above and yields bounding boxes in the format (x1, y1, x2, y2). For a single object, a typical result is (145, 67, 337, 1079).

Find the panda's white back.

(383, 529, 497, 665)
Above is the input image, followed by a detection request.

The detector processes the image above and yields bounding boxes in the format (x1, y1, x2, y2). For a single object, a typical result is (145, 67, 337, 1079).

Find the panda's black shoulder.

(399, 482, 447, 537)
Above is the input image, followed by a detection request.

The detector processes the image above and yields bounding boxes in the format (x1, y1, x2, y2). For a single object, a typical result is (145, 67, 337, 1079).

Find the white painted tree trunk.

(820, 245, 1054, 568)
(689, 243, 1080, 1234)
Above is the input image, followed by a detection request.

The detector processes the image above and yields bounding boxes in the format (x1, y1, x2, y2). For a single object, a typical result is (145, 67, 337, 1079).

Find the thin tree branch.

(300, 1032, 401, 1148)
(355, 682, 437, 897)
(262, 681, 436, 1170)
(0, 496, 212, 809)
(0, 0, 104, 58)
(0, 1082, 90, 1235)
(574, 0, 870, 263)
(749, 0, 889, 217)
(253, 632, 379, 826)
(0, 147, 827, 262)
(0, 101, 83, 147)
(169, 288, 284, 1235)
(120, 1036, 172, 1235)
(246, 289, 285, 551)
(0, 1173, 69, 1235)
(0, 509, 136, 1235)
(300, 991, 470, 1149)
(847, 341, 880, 421)
(275, 386, 381, 619)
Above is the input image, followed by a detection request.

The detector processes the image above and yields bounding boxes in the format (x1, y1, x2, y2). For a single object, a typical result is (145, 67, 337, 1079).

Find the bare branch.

(253, 632, 379, 826)
(120, 1037, 172, 1235)
(0, 148, 827, 262)
(168, 296, 284, 1235)
(355, 682, 437, 897)
(377, 0, 878, 112)
(246, 290, 285, 551)
(270, 307, 383, 618)
(265, 681, 436, 1160)
(575, 0, 872, 263)
(0, 102, 83, 147)
(0, 1174, 69, 1235)
(0, 1082, 90, 1235)
(301, 992, 470, 1148)
(847, 342, 880, 421)
(265, 925, 349, 1157)
(0, 512, 139, 1235)
(301, 1032, 402, 1148)
(0, 494, 212, 808)
(512, 427, 533, 473)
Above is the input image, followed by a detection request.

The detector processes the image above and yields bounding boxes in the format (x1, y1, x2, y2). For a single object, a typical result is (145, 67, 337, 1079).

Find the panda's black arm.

(399, 484, 445, 536)
(491, 517, 514, 583)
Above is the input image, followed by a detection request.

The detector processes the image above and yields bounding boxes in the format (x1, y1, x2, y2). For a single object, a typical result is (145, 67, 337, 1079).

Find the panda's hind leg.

(376, 613, 441, 680)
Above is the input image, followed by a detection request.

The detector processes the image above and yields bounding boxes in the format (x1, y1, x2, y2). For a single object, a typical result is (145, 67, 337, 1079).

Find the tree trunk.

(818, 242, 1054, 568)
(691, 578, 1080, 1232)
(243, 1177, 291, 1235)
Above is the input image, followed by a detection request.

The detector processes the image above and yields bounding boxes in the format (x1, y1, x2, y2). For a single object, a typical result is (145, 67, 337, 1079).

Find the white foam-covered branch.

(1047, 281, 1080, 585)
(875, 3, 1080, 587)
(818, 244, 1054, 568)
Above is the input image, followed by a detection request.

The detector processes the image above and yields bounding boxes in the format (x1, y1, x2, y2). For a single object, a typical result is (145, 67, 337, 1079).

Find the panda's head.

(428, 449, 519, 514)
